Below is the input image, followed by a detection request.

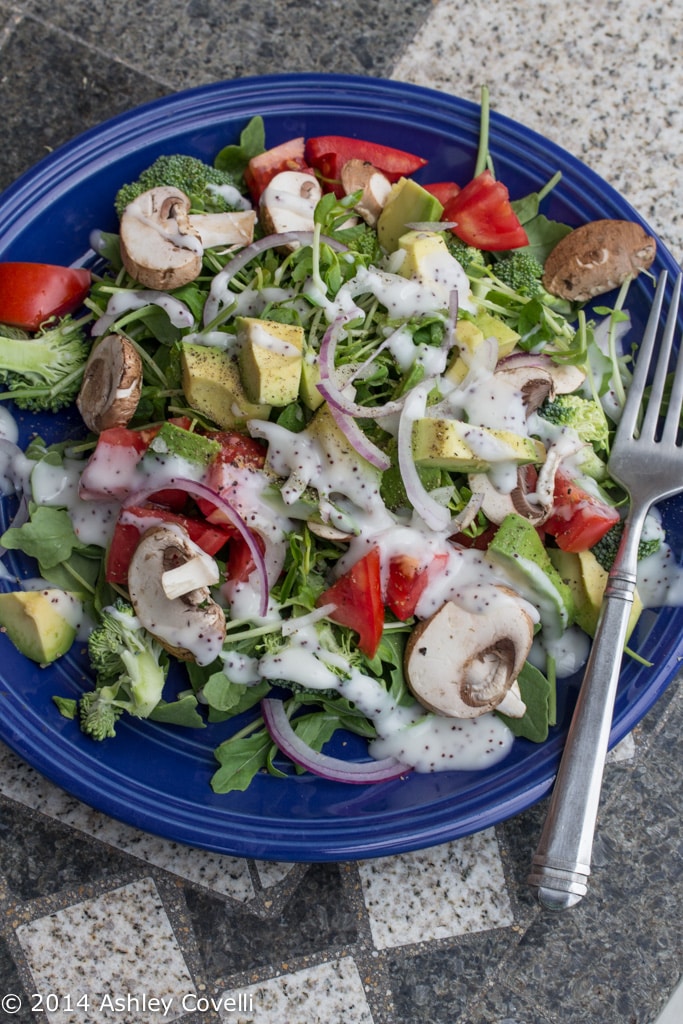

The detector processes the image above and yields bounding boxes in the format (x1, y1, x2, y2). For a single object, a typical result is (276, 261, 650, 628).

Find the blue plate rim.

(0, 72, 681, 861)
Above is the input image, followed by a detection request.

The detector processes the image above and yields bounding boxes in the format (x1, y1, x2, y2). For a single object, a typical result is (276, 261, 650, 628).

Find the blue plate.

(0, 73, 681, 861)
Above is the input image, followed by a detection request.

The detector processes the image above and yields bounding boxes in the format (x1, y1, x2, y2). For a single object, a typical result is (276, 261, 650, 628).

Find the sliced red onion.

(317, 318, 407, 420)
(325, 399, 391, 471)
(404, 221, 458, 231)
(396, 381, 452, 532)
(123, 476, 269, 616)
(261, 698, 411, 784)
(203, 231, 348, 326)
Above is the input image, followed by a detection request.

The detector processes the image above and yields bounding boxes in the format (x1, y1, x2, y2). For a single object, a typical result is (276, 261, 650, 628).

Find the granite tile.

(223, 958, 374, 1024)
(23, 0, 434, 90)
(0, 933, 33, 1024)
(392, 0, 683, 263)
(185, 862, 358, 978)
(386, 929, 522, 1024)
(0, 744, 255, 901)
(359, 830, 513, 951)
(15, 876, 195, 1024)
(0, 798, 136, 901)
(0, 16, 169, 191)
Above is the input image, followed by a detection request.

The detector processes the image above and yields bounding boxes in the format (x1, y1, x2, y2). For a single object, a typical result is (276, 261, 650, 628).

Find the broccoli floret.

(538, 393, 610, 453)
(493, 250, 544, 297)
(79, 599, 169, 740)
(445, 235, 488, 272)
(344, 224, 383, 265)
(0, 314, 92, 412)
(591, 520, 661, 572)
(114, 154, 244, 218)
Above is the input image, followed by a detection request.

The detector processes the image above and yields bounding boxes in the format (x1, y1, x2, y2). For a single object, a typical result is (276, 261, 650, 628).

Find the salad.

(0, 89, 675, 797)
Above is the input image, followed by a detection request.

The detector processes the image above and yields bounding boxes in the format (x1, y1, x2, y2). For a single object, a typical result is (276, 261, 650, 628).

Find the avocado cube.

(377, 178, 443, 253)
(181, 343, 271, 429)
(473, 310, 520, 358)
(549, 548, 642, 640)
(237, 317, 304, 407)
(488, 513, 575, 639)
(444, 319, 486, 384)
(412, 418, 542, 471)
(144, 421, 221, 471)
(0, 589, 79, 664)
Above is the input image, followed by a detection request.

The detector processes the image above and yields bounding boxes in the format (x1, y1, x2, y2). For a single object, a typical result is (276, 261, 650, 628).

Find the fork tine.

(659, 272, 683, 445)
(617, 269, 668, 440)
(641, 271, 682, 439)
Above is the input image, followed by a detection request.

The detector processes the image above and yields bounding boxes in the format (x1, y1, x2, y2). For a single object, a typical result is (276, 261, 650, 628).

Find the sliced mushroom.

(76, 334, 142, 432)
(128, 525, 226, 666)
(259, 171, 322, 237)
(542, 219, 656, 301)
(340, 159, 392, 227)
(119, 186, 203, 290)
(494, 364, 555, 414)
(404, 592, 534, 718)
(187, 210, 256, 249)
(468, 470, 549, 527)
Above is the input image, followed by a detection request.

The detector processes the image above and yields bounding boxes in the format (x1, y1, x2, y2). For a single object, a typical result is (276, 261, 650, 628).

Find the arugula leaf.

(149, 694, 206, 728)
(497, 661, 552, 742)
(214, 115, 266, 178)
(211, 729, 273, 793)
(1, 504, 94, 569)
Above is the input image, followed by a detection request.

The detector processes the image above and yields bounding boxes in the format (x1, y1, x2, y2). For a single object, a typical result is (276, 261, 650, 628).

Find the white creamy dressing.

(93, 290, 194, 337)
(252, 619, 515, 772)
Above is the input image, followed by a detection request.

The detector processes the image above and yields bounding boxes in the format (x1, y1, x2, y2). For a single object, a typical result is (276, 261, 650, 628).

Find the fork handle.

(527, 563, 638, 910)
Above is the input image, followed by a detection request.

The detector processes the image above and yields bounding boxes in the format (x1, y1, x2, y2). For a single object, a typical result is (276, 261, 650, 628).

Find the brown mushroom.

(76, 333, 142, 432)
(259, 170, 322, 237)
(542, 219, 656, 301)
(494, 363, 555, 414)
(404, 590, 534, 718)
(340, 159, 392, 227)
(468, 470, 550, 527)
(127, 525, 226, 665)
(119, 186, 203, 290)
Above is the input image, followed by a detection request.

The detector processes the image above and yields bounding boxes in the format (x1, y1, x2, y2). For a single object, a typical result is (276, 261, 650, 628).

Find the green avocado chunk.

(0, 589, 79, 665)
(487, 513, 575, 642)
(377, 178, 443, 253)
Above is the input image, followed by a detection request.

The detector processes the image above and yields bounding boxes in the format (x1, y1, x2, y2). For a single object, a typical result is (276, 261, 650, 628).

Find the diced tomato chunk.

(244, 138, 314, 203)
(0, 262, 91, 331)
(384, 552, 449, 621)
(317, 547, 384, 658)
(442, 170, 528, 251)
(199, 430, 268, 524)
(422, 181, 461, 204)
(225, 532, 266, 586)
(544, 470, 620, 552)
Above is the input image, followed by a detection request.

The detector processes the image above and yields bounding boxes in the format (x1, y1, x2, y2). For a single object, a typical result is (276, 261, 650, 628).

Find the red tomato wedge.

(422, 181, 461, 205)
(244, 137, 314, 203)
(106, 506, 233, 584)
(0, 262, 91, 331)
(317, 547, 384, 658)
(225, 532, 267, 586)
(305, 136, 428, 196)
(385, 552, 449, 621)
(544, 470, 620, 552)
(78, 420, 192, 504)
(200, 430, 268, 524)
(442, 170, 528, 251)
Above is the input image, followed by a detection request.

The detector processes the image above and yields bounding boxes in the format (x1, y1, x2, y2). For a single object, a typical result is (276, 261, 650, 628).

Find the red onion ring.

(261, 698, 411, 784)
(317, 318, 407, 421)
(123, 476, 269, 617)
(324, 399, 391, 471)
(396, 382, 452, 532)
(203, 231, 348, 326)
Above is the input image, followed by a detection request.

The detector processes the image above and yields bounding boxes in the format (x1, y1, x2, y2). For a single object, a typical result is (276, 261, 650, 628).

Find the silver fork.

(528, 267, 683, 910)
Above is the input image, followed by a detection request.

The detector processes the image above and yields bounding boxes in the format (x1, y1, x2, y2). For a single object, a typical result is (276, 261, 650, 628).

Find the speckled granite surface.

(0, 2, 681, 1022)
